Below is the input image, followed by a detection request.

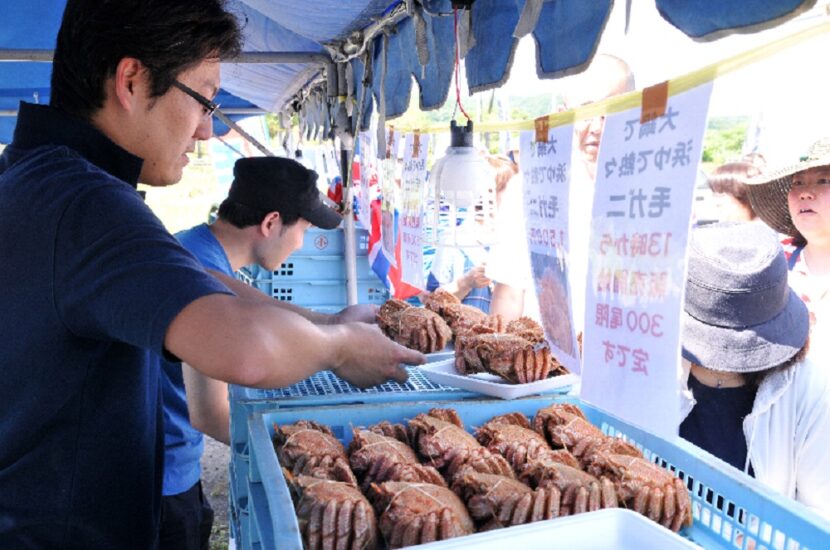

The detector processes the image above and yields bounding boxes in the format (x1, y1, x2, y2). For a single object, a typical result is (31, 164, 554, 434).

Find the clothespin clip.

(641, 81, 669, 124)
(534, 115, 550, 143)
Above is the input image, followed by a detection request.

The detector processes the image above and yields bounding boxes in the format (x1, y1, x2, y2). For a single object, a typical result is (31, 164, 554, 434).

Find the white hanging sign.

(400, 133, 429, 289)
(357, 130, 378, 231)
(519, 127, 581, 374)
(581, 83, 713, 438)
(379, 129, 402, 267)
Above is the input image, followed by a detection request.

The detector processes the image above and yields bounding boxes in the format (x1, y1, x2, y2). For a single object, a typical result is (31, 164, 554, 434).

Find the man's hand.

(334, 304, 379, 324)
(332, 323, 426, 387)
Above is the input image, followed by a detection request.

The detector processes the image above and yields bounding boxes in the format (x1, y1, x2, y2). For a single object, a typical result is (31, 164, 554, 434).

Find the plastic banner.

(580, 82, 713, 438)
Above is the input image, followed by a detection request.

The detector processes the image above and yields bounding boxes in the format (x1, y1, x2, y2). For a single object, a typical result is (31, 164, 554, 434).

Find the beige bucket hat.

(745, 137, 830, 238)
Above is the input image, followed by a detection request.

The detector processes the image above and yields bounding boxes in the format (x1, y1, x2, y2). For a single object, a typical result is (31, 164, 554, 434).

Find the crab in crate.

(273, 420, 357, 485)
(581, 453, 693, 532)
(451, 468, 562, 530)
(368, 481, 474, 548)
(455, 333, 566, 384)
(376, 299, 452, 354)
(532, 403, 641, 463)
(474, 413, 553, 472)
(286, 471, 378, 550)
(407, 408, 514, 481)
(349, 428, 446, 491)
(518, 450, 618, 515)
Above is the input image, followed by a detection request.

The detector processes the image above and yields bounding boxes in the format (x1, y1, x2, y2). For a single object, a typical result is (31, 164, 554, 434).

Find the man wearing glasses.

(0, 1, 423, 547)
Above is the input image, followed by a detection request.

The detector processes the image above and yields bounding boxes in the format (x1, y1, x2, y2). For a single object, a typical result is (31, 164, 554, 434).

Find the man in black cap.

(155, 156, 390, 549)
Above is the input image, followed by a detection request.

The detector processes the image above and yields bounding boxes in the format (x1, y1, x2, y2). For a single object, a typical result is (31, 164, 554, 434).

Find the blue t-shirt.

(0, 103, 232, 548)
(160, 224, 234, 496)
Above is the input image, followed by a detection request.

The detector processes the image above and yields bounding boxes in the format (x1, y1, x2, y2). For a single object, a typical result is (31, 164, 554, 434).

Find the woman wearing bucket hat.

(679, 223, 830, 517)
(746, 138, 830, 334)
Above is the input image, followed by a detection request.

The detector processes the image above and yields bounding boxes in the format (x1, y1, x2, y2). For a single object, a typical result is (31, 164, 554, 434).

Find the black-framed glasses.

(171, 80, 219, 117)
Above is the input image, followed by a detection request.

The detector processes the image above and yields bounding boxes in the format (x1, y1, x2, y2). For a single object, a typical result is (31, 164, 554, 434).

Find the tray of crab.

(252, 398, 695, 549)
(377, 291, 569, 382)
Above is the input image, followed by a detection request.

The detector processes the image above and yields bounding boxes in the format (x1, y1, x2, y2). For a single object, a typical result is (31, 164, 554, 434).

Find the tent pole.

(340, 136, 358, 306)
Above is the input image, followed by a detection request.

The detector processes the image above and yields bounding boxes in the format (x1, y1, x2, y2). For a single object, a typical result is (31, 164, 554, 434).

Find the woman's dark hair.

(50, 0, 242, 119)
(707, 161, 760, 218)
(744, 337, 811, 387)
(217, 199, 301, 229)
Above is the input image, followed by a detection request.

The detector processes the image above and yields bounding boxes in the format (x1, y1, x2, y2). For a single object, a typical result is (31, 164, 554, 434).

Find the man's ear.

(260, 211, 282, 236)
(112, 57, 148, 113)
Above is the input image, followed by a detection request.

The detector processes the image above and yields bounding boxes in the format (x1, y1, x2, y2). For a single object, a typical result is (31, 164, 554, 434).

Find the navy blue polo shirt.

(0, 102, 232, 548)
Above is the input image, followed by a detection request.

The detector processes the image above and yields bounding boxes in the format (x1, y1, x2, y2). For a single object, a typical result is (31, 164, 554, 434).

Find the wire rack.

(233, 366, 462, 402)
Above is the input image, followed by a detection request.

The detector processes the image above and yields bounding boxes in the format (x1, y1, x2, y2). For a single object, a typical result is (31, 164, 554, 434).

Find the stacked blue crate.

(240, 227, 388, 310)
(230, 227, 392, 539)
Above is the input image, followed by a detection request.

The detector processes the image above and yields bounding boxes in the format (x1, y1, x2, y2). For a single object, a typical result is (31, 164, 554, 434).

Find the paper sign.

(580, 82, 713, 438)
(379, 154, 399, 267)
(400, 133, 430, 289)
(357, 130, 378, 231)
(519, 127, 581, 374)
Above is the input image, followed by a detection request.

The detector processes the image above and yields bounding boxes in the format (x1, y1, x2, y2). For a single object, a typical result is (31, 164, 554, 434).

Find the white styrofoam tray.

(418, 358, 577, 399)
(425, 342, 455, 362)
(415, 508, 699, 550)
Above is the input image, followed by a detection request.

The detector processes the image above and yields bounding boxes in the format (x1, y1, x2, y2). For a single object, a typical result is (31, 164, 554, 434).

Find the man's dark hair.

(50, 0, 242, 119)
(217, 199, 301, 229)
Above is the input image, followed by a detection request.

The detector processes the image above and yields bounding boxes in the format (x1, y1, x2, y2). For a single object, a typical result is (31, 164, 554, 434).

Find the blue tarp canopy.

(0, 0, 816, 144)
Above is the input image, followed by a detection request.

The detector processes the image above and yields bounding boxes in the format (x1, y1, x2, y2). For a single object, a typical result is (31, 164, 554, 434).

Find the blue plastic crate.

(227, 367, 478, 453)
(248, 279, 388, 306)
(244, 397, 830, 550)
(245, 255, 377, 282)
(297, 227, 370, 256)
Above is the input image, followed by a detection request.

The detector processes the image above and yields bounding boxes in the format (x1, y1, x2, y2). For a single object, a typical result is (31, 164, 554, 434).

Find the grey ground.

(201, 436, 231, 550)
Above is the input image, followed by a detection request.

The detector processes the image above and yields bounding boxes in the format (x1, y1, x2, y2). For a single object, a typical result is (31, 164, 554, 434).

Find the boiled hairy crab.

(583, 453, 693, 532)
(518, 450, 618, 515)
(440, 303, 491, 337)
(422, 288, 461, 316)
(368, 481, 474, 548)
(273, 420, 358, 485)
(349, 428, 446, 491)
(286, 471, 378, 550)
(377, 299, 452, 354)
(451, 468, 562, 530)
(505, 316, 545, 344)
(474, 413, 553, 472)
(407, 408, 514, 481)
(532, 403, 641, 464)
(455, 333, 566, 384)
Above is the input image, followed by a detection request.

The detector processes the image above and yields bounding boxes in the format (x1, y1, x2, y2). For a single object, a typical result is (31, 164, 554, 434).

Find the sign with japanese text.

(519, 127, 581, 374)
(379, 129, 402, 267)
(357, 130, 378, 231)
(581, 83, 713, 438)
(400, 133, 429, 289)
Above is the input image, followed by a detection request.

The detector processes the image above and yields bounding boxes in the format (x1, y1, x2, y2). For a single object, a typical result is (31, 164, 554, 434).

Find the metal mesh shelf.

(233, 367, 459, 402)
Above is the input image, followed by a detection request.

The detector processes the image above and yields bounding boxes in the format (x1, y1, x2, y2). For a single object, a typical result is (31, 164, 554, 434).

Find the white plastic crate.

(243, 397, 830, 550)
(417, 508, 697, 549)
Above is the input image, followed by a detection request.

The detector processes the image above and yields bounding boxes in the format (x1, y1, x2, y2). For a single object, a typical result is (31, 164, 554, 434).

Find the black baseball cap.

(228, 157, 341, 230)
